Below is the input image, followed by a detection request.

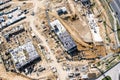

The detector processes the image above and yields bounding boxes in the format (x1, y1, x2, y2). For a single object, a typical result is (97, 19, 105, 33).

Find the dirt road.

(0, 64, 30, 80)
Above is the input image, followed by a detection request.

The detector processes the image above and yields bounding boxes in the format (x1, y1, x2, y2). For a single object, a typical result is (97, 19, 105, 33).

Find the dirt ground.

(0, 64, 30, 80)
(0, 0, 117, 80)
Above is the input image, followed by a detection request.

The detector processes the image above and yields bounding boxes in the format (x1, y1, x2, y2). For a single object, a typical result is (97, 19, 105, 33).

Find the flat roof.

(50, 20, 76, 53)
(9, 42, 40, 70)
(110, 0, 120, 23)
(86, 13, 103, 43)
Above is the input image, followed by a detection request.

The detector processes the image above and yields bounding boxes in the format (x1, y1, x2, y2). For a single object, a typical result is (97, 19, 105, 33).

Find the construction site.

(0, 0, 120, 80)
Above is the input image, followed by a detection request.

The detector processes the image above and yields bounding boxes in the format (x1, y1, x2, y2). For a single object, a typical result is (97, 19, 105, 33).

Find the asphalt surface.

(110, 0, 120, 23)
(96, 62, 120, 80)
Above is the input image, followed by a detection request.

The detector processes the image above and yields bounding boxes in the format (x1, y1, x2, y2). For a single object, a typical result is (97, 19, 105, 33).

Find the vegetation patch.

(117, 21, 120, 42)
(102, 76, 112, 80)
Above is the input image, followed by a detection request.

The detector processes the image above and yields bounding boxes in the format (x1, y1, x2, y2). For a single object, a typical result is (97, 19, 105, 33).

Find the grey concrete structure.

(9, 42, 41, 71)
(50, 20, 77, 53)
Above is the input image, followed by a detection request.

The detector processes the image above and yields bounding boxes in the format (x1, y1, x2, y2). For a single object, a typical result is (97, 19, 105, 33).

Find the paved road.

(109, 0, 120, 47)
(106, 0, 120, 47)
(112, 0, 120, 47)
(96, 62, 120, 80)
(111, 0, 120, 23)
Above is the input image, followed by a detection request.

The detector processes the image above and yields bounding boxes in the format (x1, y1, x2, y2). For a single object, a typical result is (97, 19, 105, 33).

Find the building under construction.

(50, 20, 77, 53)
(9, 42, 41, 71)
(4, 25, 25, 42)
